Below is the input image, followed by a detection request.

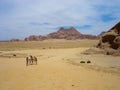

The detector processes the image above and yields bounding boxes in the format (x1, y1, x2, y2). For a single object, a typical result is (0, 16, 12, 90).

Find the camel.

(26, 55, 37, 66)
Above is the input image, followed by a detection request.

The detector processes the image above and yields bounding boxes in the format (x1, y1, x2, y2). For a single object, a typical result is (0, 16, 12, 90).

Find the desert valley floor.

(0, 40, 120, 90)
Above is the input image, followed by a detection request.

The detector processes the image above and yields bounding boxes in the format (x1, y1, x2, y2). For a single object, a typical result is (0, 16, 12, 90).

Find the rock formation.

(96, 22, 120, 55)
(10, 38, 20, 42)
(47, 27, 83, 40)
(24, 27, 98, 41)
(47, 27, 98, 40)
(97, 22, 120, 50)
(82, 22, 120, 56)
(24, 35, 47, 41)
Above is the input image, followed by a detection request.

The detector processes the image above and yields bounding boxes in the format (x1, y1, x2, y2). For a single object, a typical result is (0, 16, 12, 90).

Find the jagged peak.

(69, 27, 76, 30)
(58, 27, 66, 32)
(58, 27, 80, 33)
(69, 27, 80, 33)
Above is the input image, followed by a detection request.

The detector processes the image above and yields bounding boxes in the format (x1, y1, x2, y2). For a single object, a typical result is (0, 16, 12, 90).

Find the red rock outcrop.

(47, 27, 83, 40)
(24, 27, 98, 41)
(10, 38, 20, 42)
(24, 35, 47, 41)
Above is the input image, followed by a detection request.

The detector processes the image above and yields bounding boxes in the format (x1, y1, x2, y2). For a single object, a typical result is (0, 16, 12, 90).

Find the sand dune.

(0, 47, 120, 90)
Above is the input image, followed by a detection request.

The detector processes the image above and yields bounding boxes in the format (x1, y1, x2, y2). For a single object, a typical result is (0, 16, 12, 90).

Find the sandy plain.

(0, 40, 120, 90)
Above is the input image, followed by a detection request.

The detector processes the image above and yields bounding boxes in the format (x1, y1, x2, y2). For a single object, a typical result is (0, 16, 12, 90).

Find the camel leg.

(32, 59, 33, 65)
(26, 59, 28, 66)
(36, 60, 37, 65)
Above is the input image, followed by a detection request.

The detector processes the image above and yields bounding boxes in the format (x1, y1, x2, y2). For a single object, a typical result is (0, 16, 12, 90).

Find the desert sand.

(0, 40, 120, 90)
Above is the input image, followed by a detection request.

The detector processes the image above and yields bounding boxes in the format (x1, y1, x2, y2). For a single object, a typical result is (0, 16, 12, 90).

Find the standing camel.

(33, 56, 37, 65)
(26, 55, 37, 66)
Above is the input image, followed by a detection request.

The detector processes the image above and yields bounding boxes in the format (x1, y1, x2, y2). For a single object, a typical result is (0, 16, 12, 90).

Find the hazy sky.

(0, 0, 120, 40)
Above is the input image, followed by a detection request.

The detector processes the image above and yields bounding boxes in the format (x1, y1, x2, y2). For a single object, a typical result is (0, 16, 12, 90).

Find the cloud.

(56, 25, 92, 30)
(29, 22, 51, 26)
(75, 25, 92, 30)
(0, 0, 120, 40)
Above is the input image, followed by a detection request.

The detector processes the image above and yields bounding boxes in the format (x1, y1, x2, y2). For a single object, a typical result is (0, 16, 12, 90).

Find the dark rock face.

(24, 27, 98, 41)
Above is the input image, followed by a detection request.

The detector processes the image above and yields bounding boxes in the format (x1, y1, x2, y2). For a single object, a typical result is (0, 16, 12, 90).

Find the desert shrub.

(87, 60, 91, 63)
(42, 48, 46, 49)
(80, 61, 85, 63)
(13, 54, 16, 57)
(71, 84, 75, 87)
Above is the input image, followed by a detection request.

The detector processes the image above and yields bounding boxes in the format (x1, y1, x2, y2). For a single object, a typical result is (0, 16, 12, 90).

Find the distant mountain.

(24, 35, 47, 41)
(10, 38, 20, 42)
(24, 27, 98, 41)
(47, 27, 83, 40)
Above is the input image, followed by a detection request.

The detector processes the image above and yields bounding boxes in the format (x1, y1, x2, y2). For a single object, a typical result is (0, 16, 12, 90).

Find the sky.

(0, 0, 120, 40)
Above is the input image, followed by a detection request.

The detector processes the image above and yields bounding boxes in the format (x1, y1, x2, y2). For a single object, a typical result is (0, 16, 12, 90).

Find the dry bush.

(80, 61, 85, 63)
(87, 61, 91, 63)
